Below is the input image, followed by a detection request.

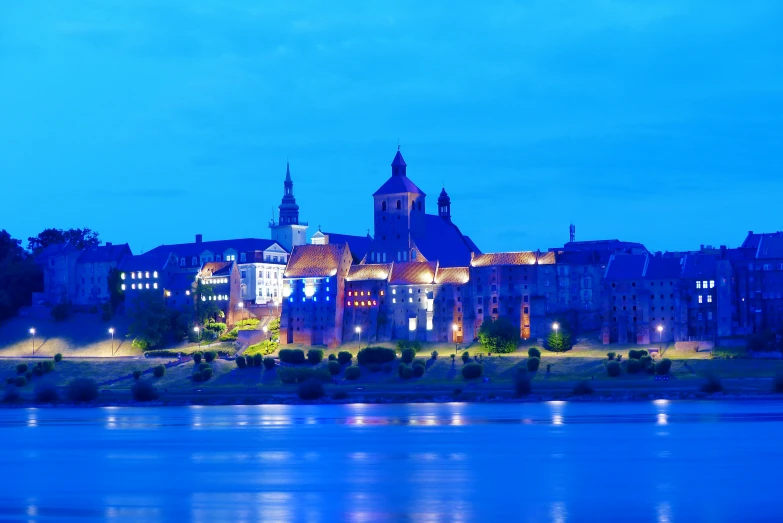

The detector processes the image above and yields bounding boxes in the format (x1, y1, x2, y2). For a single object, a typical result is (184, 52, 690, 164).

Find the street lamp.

(194, 326, 201, 348)
(29, 328, 36, 356)
(355, 326, 362, 347)
(452, 323, 459, 356)
(263, 325, 269, 341)
(657, 324, 663, 352)
(109, 328, 115, 356)
(552, 322, 560, 346)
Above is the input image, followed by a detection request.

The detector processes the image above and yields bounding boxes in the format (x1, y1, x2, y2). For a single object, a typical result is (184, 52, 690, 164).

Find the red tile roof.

(347, 263, 392, 281)
(471, 252, 537, 267)
(389, 261, 437, 284)
(435, 267, 469, 284)
(285, 244, 345, 278)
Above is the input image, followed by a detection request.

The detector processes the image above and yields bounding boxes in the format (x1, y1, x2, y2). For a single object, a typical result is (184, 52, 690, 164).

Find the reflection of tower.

(269, 162, 309, 252)
(569, 224, 575, 243)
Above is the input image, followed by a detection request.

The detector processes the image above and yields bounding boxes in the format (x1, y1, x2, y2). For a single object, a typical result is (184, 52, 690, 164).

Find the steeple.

(278, 162, 299, 225)
(438, 187, 451, 222)
(391, 146, 407, 177)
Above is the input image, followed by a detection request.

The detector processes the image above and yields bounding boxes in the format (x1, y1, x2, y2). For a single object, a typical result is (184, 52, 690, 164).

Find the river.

(1, 401, 782, 522)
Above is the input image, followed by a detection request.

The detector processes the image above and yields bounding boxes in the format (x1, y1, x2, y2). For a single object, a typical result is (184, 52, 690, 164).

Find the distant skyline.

(1, 1, 782, 254)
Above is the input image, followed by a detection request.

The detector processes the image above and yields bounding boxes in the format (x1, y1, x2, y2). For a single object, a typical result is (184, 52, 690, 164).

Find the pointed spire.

(391, 148, 407, 177)
(285, 161, 292, 183)
(438, 187, 451, 222)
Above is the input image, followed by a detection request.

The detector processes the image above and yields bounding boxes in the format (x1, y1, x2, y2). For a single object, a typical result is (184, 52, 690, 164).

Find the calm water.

(2, 401, 783, 522)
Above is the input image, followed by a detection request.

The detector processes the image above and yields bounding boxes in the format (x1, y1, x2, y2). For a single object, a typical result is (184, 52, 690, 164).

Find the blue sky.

(1, 1, 781, 254)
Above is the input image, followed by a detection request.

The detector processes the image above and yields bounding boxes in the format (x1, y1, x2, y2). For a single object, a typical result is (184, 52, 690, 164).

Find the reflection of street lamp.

(452, 324, 459, 356)
(194, 326, 201, 348)
(109, 328, 115, 356)
(355, 326, 362, 347)
(263, 326, 269, 341)
(29, 328, 36, 356)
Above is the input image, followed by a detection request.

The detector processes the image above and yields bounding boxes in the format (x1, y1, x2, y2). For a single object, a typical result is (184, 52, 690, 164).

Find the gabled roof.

(34, 243, 78, 264)
(682, 253, 717, 279)
(373, 176, 425, 196)
(389, 261, 438, 285)
(755, 234, 783, 259)
(119, 252, 174, 273)
(411, 214, 478, 268)
(322, 232, 372, 262)
(645, 255, 683, 280)
(555, 250, 612, 265)
(145, 238, 286, 258)
(285, 244, 347, 278)
(604, 254, 647, 280)
(346, 263, 392, 281)
(77, 243, 132, 264)
(435, 266, 470, 284)
(560, 239, 648, 254)
(200, 261, 233, 278)
(471, 251, 538, 267)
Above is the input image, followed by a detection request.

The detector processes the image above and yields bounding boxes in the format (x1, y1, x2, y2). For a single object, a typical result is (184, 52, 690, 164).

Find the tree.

(478, 317, 518, 353)
(268, 317, 280, 342)
(107, 268, 124, 312)
(27, 228, 100, 253)
(128, 291, 171, 349)
(193, 279, 221, 324)
(0, 230, 42, 322)
(547, 330, 573, 352)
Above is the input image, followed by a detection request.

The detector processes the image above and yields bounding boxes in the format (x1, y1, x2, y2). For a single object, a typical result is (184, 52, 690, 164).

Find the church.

(279, 148, 560, 348)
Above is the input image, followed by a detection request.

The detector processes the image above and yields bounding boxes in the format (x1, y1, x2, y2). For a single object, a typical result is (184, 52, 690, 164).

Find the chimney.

(106, 242, 112, 247)
(196, 234, 203, 244)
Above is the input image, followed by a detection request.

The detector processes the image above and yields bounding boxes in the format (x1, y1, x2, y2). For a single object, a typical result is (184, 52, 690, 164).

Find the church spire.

(391, 148, 407, 177)
(438, 187, 451, 222)
(278, 162, 299, 225)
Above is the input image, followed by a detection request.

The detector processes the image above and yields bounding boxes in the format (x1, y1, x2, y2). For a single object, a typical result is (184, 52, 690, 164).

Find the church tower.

(438, 187, 451, 222)
(269, 162, 308, 252)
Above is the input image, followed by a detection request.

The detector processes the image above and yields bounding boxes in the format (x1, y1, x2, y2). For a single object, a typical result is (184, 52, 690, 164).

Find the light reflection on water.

(1, 401, 783, 522)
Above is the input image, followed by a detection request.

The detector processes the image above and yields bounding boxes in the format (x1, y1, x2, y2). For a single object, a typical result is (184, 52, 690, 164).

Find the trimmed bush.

(204, 351, 216, 363)
(193, 352, 202, 364)
(133, 370, 142, 380)
(192, 371, 203, 383)
(54, 353, 63, 363)
(401, 348, 416, 364)
(345, 366, 362, 380)
(16, 363, 28, 374)
(655, 358, 672, 375)
(338, 351, 353, 365)
(607, 352, 616, 360)
(461, 351, 471, 364)
(50, 303, 70, 321)
(431, 350, 438, 360)
(527, 357, 541, 372)
(236, 355, 247, 368)
(400, 365, 413, 379)
(14, 376, 27, 387)
(572, 380, 594, 395)
(298, 378, 325, 400)
(131, 380, 158, 401)
(152, 365, 166, 378)
(201, 368, 213, 381)
(397, 340, 422, 351)
(204, 322, 227, 334)
(356, 346, 395, 365)
(528, 347, 542, 359)
(279, 349, 306, 364)
(3, 388, 20, 403)
(626, 359, 643, 374)
(277, 367, 331, 384)
(628, 349, 649, 360)
(34, 383, 59, 403)
(328, 354, 337, 361)
(327, 361, 341, 375)
(253, 353, 263, 367)
(307, 349, 324, 365)
(198, 362, 210, 372)
(514, 369, 532, 396)
(461, 362, 483, 379)
(67, 378, 99, 402)
(702, 373, 724, 394)
(606, 360, 622, 377)
(263, 357, 276, 370)
(42, 360, 55, 373)
(245, 355, 254, 367)
(245, 341, 277, 357)
(412, 363, 425, 377)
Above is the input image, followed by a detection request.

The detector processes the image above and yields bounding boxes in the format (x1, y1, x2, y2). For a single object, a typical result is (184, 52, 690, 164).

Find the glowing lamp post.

(452, 323, 459, 356)
(29, 328, 36, 356)
(263, 326, 269, 341)
(194, 326, 201, 348)
(657, 324, 664, 351)
(109, 328, 115, 356)
(355, 326, 362, 348)
(552, 322, 560, 346)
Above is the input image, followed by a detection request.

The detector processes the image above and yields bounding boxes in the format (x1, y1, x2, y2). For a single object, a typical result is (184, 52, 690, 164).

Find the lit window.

(347, 301, 352, 306)
(698, 295, 703, 303)
(408, 289, 412, 294)
(137, 272, 142, 279)
(131, 273, 135, 279)
(710, 280, 715, 288)
(153, 283, 158, 289)
(707, 295, 713, 303)
(408, 297, 412, 303)
(121, 273, 126, 280)
(326, 296, 330, 301)
(702, 280, 708, 288)
(393, 298, 396, 303)
(392, 289, 396, 295)
(354, 301, 358, 306)
(380, 290, 384, 296)
(361, 301, 365, 306)
(408, 318, 417, 331)
(326, 287, 330, 292)
(131, 284, 136, 290)
(314, 297, 317, 302)
(186, 290, 190, 296)
(145, 283, 149, 289)
(696, 281, 701, 289)
(145, 272, 150, 278)
(153, 271, 158, 278)
(121, 284, 126, 290)
(426, 318, 433, 330)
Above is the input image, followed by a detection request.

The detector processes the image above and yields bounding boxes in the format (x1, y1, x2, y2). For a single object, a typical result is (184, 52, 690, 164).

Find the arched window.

(382, 201, 387, 211)
(396, 200, 401, 210)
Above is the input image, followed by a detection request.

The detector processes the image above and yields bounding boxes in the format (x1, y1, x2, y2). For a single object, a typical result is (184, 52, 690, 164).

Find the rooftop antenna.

(397, 138, 400, 150)
(569, 224, 576, 243)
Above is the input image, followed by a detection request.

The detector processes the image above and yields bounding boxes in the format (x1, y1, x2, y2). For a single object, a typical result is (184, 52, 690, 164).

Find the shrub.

(338, 351, 353, 364)
(356, 346, 395, 365)
(204, 351, 216, 363)
(192, 371, 203, 382)
(629, 349, 649, 360)
(401, 348, 416, 364)
(67, 378, 99, 402)
(528, 347, 542, 359)
(607, 352, 616, 360)
(50, 303, 70, 321)
(412, 363, 425, 377)
(328, 354, 337, 361)
(245, 341, 277, 357)
(606, 360, 622, 377)
(235, 355, 247, 368)
(526, 357, 541, 372)
(131, 380, 158, 401)
(572, 380, 594, 395)
(14, 376, 27, 387)
(626, 359, 643, 374)
(298, 378, 325, 400)
(54, 353, 63, 362)
(461, 351, 470, 364)
(775, 374, 783, 393)
(152, 365, 166, 378)
(396, 340, 422, 351)
(201, 368, 213, 380)
(514, 369, 532, 396)
(655, 358, 672, 375)
(461, 362, 483, 380)
(253, 354, 263, 367)
(279, 349, 306, 364)
(277, 367, 331, 384)
(332, 389, 348, 400)
(245, 355, 254, 367)
(640, 355, 653, 367)
(34, 383, 59, 403)
(431, 350, 438, 360)
(368, 363, 382, 373)
(42, 361, 55, 373)
(16, 363, 28, 374)
(327, 361, 341, 375)
(198, 362, 210, 372)
(702, 373, 724, 394)
(263, 357, 276, 370)
(478, 316, 518, 353)
(204, 322, 227, 334)
(345, 366, 361, 380)
(3, 388, 20, 403)
(193, 352, 202, 364)
(307, 349, 324, 365)
(133, 370, 142, 380)
(399, 365, 413, 379)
